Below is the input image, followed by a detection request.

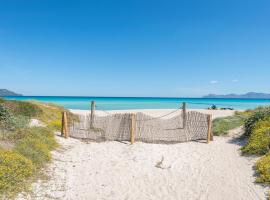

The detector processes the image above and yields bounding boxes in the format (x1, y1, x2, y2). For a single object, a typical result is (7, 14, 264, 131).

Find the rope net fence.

(65, 102, 212, 144)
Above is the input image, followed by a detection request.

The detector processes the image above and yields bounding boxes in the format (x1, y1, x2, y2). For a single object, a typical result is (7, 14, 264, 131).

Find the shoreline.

(4, 96, 270, 110)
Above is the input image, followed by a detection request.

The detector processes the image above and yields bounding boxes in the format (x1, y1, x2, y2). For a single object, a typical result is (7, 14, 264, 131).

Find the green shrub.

(256, 153, 270, 183)
(0, 151, 33, 193)
(213, 113, 247, 136)
(0, 104, 30, 139)
(2, 100, 78, 131)
(12, 115, 29, 129)
(13, 127, 57, 168)
(241, 118, 270, 155)
(0, 104, 29, 129)
(0, 104, 15, 130)
(14, 137, 51, 168)
(24, 127, 58, 150)
(29, 101, 78, 130)
(4, 100, 42, 118)
(244, 106, 270, 137)
(0, 100, 63, 197)
(48, 120, 62, 131)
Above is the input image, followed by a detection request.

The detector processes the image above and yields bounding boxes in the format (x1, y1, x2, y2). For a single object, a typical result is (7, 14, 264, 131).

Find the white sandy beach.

(70, 108, 237, 119)
(18, 109, 267, 200)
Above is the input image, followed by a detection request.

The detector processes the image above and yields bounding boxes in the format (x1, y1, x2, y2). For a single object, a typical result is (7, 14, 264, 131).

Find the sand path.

(17, 109, 267, 200)
(21, 135, 267, 200)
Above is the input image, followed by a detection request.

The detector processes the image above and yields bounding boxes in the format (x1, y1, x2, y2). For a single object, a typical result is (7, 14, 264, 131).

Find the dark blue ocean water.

(3, 96, 270, 110)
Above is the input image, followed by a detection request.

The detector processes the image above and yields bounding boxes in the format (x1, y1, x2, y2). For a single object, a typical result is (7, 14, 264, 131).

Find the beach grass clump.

(0, 150, 34, 194)
(2, 99, 77, 132)
(244, 106, 270, 137)
(0, 104, 29, 138)
(256, 153, 270, 184)
(0, 99, 74, 197)
(48, 120, 62, 131)
(29, 101, 78, 131)
(25, 127, 58, 150)
(3, 100, 42, 118)
(240, 107, 270, 196)
(212, 112, 248, 135)
(0, 104, 15, 131)
(14, 137, 51, 168)
(241, 117, 270, 155)
(14, 127, 57, 168)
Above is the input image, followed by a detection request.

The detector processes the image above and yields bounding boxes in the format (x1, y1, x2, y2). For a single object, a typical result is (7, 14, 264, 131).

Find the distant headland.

(203, 92, 270, 99)
(0, 89, 22, 96)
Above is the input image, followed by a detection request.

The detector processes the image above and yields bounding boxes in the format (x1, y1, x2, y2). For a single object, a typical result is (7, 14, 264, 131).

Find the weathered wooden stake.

(207, 114, 213, 143)
(130, 113, 136, 144)
(64, 112, 68, 138)
(61, 112, 65, 137)
(182, 102, 187, 128)
(61, 111, 68, 138)
(90, 101, 96, 128)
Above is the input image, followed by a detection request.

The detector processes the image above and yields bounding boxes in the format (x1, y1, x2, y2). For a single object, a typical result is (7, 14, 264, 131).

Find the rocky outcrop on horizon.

(0, 89, 22, 96)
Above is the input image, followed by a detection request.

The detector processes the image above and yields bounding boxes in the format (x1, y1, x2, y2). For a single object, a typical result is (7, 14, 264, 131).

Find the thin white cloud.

(232, 79, 239, 83)
(210, 80, 219, 84)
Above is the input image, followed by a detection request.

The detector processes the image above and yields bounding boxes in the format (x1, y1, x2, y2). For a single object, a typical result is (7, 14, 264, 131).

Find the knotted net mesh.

(68, 110, 209, 143)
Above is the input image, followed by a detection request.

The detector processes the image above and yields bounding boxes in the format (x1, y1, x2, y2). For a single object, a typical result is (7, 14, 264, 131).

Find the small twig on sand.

(155, 156, 172, 169)
(155, 156, 165, 169)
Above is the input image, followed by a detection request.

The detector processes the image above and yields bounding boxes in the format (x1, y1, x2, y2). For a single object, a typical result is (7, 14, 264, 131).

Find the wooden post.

(90, 101, 96, 128)
(130, 113, 135, 144)
(182, 102, 187, 128)
(207, 114, 213, 143)
(64, 112, 68, 138)
(61, 112, 65, 137)
(61, 112, 68, 138)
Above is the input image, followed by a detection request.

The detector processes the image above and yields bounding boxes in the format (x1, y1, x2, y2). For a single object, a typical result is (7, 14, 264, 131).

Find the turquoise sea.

(3, 96, 270, 110)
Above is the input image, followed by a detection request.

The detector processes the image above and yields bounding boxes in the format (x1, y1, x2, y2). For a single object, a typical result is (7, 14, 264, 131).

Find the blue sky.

(0, 0, 270, 97)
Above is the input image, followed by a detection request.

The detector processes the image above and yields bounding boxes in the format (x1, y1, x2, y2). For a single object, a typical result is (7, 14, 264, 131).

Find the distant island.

(0, 89, 22, 96)
(203, 92, 270, 99)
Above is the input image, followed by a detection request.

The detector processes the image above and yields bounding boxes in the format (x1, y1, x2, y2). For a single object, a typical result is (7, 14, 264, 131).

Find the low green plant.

(29, 101, 78, 131)
(3, 100, 42, 118)
(241, 118, 270, 155)
(0, 151, 34, 193)
(213, 112, 247, 135)
(25, 127, 58, 150)
(0, 104, 15, 130)
(12, 115, 29, 129)
(14, 137, 51, 168)
(244, 106, 270, 137)
(48, 120, 62, 131)
(0, 104, 30, 139)
(13, 127, 57, 167)
(256, 153, 270, 184)
(0, 100, 68, 198)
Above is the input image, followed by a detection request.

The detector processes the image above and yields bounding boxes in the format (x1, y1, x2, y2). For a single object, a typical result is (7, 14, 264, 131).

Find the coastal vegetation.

(0, 98, 76, 198)
(213, 106, 270, 195)
(1, 97, 270, 198)
(239, 106, 270, 193)
(212, 111, 252, 136)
